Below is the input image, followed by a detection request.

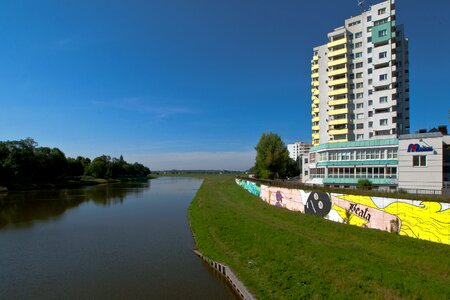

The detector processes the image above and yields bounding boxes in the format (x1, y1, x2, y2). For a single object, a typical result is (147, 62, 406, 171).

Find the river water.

(0, 177, 236, 299)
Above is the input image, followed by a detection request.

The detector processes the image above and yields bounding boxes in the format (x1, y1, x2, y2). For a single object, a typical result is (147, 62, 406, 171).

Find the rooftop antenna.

(357, 0, 366, 11)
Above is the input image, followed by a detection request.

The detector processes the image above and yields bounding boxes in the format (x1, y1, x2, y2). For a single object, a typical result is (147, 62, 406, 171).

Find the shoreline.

(0, 175, 156, 192)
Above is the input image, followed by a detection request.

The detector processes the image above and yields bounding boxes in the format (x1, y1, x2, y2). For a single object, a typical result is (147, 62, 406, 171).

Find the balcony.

(312, 116, 320, 122)
(328, 77, 348, 86)
(327, 38, 347, 48)
(328, 67, 347, 77)
(313, 89, 320, 96)
(329, 138, 348, 143)
(312, 133, 320, 139)
(328, 87, 348, 97)
(329, 108, 348, 116)
(312, 125, 320, 131)
(312, 107, 319, 114)
(327, 47, 347, 58)
(328, 118, 348, 126)
(328, 98, 348, 106)
(313, 55, 319, 61)
(311, 72, 319, 79)
(328, 57, 348, 67)
(311, 80, 319, 87)
(329, 128, 348, 135)
(311, 64, 319, 71)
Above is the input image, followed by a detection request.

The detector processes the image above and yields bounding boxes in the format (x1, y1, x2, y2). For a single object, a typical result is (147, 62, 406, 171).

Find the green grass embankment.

(188, 174, 450, 299)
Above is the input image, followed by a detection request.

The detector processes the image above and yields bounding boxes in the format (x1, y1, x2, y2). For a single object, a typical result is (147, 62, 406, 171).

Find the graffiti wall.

(236, 179, 450, 245)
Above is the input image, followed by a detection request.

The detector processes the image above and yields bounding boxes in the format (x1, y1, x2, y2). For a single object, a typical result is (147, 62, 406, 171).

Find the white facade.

(287, 142, 312, 161)
(398, 133, 450, 193)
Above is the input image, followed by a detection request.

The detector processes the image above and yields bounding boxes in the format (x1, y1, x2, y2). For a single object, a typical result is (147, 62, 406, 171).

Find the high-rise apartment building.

(311, 0, 409, 146)
(287, 142, 312, 161)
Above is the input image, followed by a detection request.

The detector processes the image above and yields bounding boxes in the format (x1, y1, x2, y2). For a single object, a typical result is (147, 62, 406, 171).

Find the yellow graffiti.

(332, 204, 368, 227)
(336, 194, 450, 245)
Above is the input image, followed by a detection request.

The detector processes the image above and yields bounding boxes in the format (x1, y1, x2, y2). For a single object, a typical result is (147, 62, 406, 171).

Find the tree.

(85, 155, 110, 178)
(254, 132, 291, 179)
(286, 157, 300, 178)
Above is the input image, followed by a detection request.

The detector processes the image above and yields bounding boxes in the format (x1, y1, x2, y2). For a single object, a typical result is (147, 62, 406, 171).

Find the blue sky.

(0, 0, 449, 170)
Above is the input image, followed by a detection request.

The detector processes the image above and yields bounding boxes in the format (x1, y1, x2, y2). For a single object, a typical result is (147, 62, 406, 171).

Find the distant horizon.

(1, 0, 449, 170)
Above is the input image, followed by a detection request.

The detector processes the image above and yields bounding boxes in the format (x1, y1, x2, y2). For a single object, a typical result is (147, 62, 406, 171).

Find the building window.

(357, 113, 364, 119)
(380, 119, 388, 125)
(378, 29, 388, 37)
(380, 74, 388, 81)
(368, 89, 373, 95)
(379, 51, 387, 59)
(368, 100, 373, 106)
(355, 32, 362, 38)
(356, 82, 363, 89)
(367, 27, 372, 33)
(367, 16, 372, 22)
(355, 42, 362, 48)
(413, 155, 426, 167)
(356, 134, 364, 140)
(356, 62, 363, 68)
(356, 93, 363, 99)
(378, 8, 386, 15)
(355, 52, 362, 58)
(367, 47, 372, 54)
(387, 149, 398, 159)
(368, 79, 373, 84)
(350, 74, 355, 79)
(356, 123, 364, 129)
(369, 121, 373, 127)
(356, 72, 363, 78)
(356, 103, 364, 109)
(368, 68, 373, 74)
(374, 18, 389, 26)
(369, 111, 373, 117)
(368, 57, 372, 63)
(380, 96, 388, 103)
(367, 37, 372, 43)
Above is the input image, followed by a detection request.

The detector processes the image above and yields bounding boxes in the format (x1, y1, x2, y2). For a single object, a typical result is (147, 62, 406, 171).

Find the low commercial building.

(302, 131, 450, 195)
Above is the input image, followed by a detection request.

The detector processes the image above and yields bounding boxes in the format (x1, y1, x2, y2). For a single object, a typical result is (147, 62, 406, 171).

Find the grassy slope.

(188, 174, 450, 299)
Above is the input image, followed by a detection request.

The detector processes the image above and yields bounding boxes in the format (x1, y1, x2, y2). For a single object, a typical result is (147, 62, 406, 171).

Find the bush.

(356, 179, 372, 190)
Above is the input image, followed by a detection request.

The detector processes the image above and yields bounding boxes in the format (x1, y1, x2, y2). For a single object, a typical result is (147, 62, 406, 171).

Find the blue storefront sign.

(407, 143, 433, 153)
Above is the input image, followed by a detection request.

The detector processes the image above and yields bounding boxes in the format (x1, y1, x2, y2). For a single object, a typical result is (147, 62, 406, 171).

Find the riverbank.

(188, 174, 450, 299)
(1, 175, 156, 192)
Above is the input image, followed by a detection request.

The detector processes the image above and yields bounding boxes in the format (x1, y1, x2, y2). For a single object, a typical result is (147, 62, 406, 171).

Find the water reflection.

(0, 177, 235, 299)
(0, 181, 150, 228)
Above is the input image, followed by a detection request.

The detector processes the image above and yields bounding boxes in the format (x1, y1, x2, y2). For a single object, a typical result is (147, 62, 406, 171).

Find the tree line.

(0, 138, 151, 184)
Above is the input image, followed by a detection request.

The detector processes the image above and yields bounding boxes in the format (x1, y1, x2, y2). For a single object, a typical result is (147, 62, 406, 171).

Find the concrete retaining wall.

(236, 178, 450, 246)
(194, 250, 255, 300)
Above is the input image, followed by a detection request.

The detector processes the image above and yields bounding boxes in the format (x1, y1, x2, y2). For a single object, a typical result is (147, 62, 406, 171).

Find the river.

(0, 177, 236, 299)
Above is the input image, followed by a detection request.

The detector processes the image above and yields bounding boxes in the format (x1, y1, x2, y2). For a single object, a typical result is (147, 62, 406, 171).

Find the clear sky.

(0, 0, 449, 170)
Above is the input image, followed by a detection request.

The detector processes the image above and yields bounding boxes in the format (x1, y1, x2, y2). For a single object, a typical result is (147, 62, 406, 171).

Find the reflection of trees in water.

(0, 181, 150, 228)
